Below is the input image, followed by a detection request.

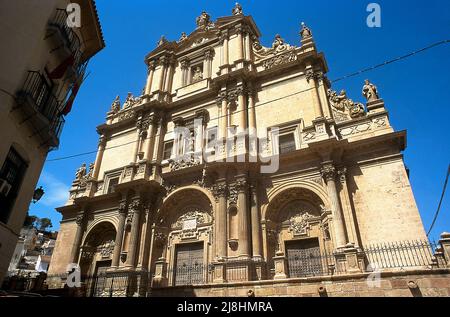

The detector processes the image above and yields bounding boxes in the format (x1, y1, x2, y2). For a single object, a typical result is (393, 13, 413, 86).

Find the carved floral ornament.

(174, 210, 210, 229)
(289, 212, 314, 236)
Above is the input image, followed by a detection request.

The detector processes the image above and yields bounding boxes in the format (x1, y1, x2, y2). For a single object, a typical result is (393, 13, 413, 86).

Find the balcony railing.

(32, 240, 446, 297)
(48, 8, 83, 72)
(15, 71, 65, 147)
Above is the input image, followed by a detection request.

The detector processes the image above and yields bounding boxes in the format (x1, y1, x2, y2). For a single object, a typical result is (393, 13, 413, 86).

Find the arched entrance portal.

(79, 222, 116, 277)
(264, 187, 333, 279)
(152, 187, 214, 286)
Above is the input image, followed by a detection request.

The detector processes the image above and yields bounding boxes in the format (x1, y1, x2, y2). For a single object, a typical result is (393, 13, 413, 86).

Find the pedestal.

(152, 258, 168, 288)
(334, 243, 364, 274)
(366, 99, 386, 114)
(273, 252, 288, 280)
(312, 117, 329, 141)
(213, 260, 226, 284)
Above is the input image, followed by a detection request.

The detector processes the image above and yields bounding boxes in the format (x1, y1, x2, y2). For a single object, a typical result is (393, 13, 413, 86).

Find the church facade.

(48, 4, 450, 297)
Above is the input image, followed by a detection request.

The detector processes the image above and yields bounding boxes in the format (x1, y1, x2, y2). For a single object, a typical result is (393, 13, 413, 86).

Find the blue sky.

(30, 0, 450, 241)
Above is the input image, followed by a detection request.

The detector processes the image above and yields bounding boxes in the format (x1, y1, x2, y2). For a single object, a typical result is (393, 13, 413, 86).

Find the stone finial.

(300, 22, 312, 40)
(157, 35, 167, 46)
(179, 32, 187, 42)
(232, 2, 243, 15)
(362, 79, 380, 102)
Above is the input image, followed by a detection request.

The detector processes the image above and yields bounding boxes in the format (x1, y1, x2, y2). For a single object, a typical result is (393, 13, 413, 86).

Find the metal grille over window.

(279, 133, 296, 154)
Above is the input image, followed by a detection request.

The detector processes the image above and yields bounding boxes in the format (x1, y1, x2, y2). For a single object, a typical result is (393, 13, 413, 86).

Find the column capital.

(118, 200, 128, 215)
(235, 178, 248, 193)
(216, 91, 228, 105)
(147, 61, 156, 73)
(213, 183, 227, 200)
(75, 214, 85, 226)
(337, 167, 347, 184)
(203, 48, 215, 60)
(129, 196, 142, 214)
(98, 135, 107, 147)
(218, 30, 229, 43)
(180, 58, 190, 69)
(320, 161, 337, 182)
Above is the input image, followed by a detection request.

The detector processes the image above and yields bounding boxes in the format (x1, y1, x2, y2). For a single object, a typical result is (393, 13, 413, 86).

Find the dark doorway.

(286, 238, 323, 278)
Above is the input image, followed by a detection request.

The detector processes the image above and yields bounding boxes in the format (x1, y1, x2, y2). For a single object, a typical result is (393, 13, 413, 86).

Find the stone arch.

(83, 217, 118, 246)
(79, 221, 116, 276)
(262, 181, 330, 221)
(158, 186, 215, 226)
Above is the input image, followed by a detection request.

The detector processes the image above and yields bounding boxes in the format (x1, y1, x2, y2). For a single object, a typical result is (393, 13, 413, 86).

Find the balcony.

(15, 71, 65, 149)
(47, 9, 84, 79)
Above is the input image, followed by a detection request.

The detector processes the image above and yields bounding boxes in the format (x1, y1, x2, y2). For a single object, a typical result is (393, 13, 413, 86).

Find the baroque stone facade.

(47, 5, 448, 296)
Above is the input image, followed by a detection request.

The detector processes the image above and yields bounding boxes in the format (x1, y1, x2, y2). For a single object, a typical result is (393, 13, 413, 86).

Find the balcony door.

(286, 238, 323, 278)
(174, 242, 204, 286)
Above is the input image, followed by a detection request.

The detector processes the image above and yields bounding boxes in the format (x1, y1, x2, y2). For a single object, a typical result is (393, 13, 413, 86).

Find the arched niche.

(79, 221, 116, 276)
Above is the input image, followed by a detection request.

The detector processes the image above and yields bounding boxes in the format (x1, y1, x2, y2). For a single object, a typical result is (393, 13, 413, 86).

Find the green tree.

(38, 218, 53, 232)
(23, 213, 38, 228)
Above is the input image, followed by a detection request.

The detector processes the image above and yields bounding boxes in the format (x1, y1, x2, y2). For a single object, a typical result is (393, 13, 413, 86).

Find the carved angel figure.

(362, 79, 380, 102)
(232, 2, 243, 15)
(75, 163, 86, 180)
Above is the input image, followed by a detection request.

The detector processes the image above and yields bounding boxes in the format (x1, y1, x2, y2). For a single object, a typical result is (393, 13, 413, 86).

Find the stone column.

(214, 183, 228, 260)
(158, 56, 167, 92)
(236, 26, 244, 61)
(144, 115, 157, 162)
(137, 202, 152, 269)
(144, 61, 156, 96)
(203, 49, 213, 78)
(217, 92, 228, 139)
(315, 71, 331, 119)
(69, 212, 86, 264)
(152, 117, 165, 163)
(250, 180, 262, 259)
(236, 86, 247, 133)
(236, 178, 250, 258)
(321, 162, 347, 249)
(248, 87, 256, 134)
(180, 59, 190, 86)
(131, 117, 144, 164)
(92, 135, 106, 180)
(306, 68, 324, 119)
(126, 196, 142, 268)
(112, 200, 127, 268)
(244, 29, 252, 62)
(337, 167, 359, 247)
(164, 57, 175, 94)
(220, 31, 229, 75)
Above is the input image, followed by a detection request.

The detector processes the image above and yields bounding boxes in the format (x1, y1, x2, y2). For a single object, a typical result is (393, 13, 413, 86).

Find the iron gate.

(286, 239, 324, 277)
(174, 242, 204, 286)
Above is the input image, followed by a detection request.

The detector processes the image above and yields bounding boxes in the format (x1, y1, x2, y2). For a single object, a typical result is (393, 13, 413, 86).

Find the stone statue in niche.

(75, 163, 86, 180)
(362, 79, 380, 102)
(192, 66, 203, 82)
(232, 2, 243, 15)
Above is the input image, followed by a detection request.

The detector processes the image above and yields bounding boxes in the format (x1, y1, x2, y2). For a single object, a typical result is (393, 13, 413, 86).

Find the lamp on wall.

(32, 186, 45, 204)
